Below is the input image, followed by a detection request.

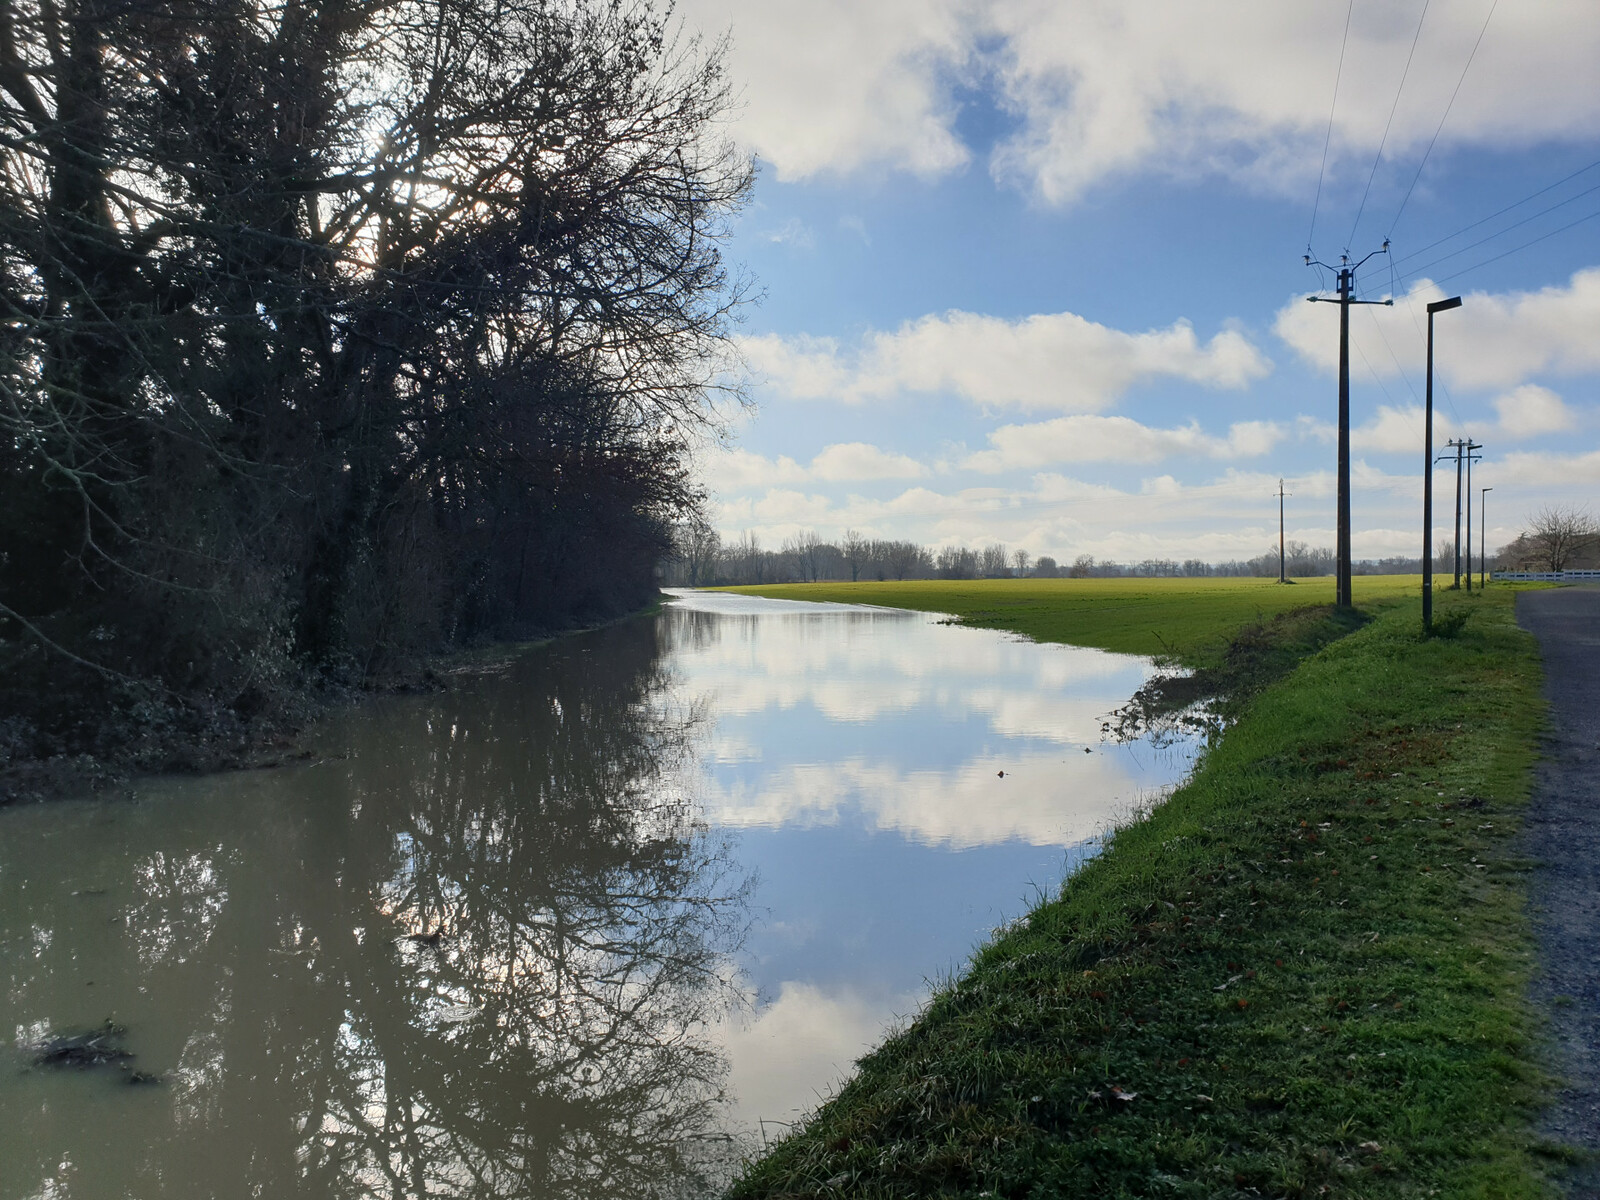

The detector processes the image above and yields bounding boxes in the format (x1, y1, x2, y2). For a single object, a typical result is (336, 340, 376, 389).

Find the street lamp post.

(1481, 486, 1493, 588)
(1423, 295, 1462, 633)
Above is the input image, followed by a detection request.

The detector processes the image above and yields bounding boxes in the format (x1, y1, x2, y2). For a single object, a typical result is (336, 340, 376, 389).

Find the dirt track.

(1517, 585, 1600, 1194)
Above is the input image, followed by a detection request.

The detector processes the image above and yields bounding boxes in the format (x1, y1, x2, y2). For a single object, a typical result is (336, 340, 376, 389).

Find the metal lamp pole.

(1423, 295, 1462, 633)
(1480, 486, 1493, 588)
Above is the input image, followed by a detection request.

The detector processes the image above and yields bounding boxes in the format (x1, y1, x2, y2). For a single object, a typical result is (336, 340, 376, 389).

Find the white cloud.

(703, 442, 928, 493)
(1350, 405, 1428, 455)
(965, 415, 1283, 471)
(739, 333, 855, 399)
(1494, 385, 1576, 438)
(810, 442, 927, 481)
(742, 309, 1270, 411)
(984, 2, 1600, 203)
(680, 0, 974, 181)
(705, 447, 810, 490)
(1495, 447, 1600, 490)
(1274, 268, 1600, 393)
(686, 2, 1600, 201)
(1348, 385, 1578, 456)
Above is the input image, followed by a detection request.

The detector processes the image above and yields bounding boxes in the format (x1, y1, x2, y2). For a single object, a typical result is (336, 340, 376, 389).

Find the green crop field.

(716, 576, 1423, 667)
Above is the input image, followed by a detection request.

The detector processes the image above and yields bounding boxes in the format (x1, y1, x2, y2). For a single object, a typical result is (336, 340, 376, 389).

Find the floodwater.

(0, 591, 1197, 1199)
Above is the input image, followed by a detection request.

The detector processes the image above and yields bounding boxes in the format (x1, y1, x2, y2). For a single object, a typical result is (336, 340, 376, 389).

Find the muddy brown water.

(0, 591, 1196, 1198)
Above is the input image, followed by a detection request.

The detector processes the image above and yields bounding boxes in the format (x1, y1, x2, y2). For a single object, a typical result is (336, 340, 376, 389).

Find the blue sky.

(680, 0, 1600, 564)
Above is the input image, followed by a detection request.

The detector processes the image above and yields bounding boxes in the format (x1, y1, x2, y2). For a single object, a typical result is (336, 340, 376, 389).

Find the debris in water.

(32, 1020, 133, 1069)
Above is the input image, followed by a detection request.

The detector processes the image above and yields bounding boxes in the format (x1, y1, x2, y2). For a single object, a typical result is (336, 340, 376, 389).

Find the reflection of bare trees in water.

(657, 602, 903, 659)
(0, 618, 749, 1200)
(308, 620, 751, 1198)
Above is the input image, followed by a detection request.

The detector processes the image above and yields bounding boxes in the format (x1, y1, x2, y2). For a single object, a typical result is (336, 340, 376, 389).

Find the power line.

(1353, 336, 1403, 407)
(1391, 158, 1600, 267)
(1430, 206, 1600, 288)
(1388, 0, 1498, 239)
(1363, 305, 1422, 406)
(1308, 0, 1356, 253)
(1394, 179, 1600, 283)
(1348, 0, 1431, 252)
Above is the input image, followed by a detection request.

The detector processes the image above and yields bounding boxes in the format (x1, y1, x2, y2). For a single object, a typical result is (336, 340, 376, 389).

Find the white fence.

(1493, 570, 1600, 581)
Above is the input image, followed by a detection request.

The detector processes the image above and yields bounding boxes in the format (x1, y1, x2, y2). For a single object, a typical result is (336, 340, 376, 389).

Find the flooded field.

(0, 591, 1196, 1198)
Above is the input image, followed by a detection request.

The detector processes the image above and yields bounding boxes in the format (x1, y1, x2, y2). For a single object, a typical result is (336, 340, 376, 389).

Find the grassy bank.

(728, 584, 1553, 1199)
(715, 576, 1420, 668)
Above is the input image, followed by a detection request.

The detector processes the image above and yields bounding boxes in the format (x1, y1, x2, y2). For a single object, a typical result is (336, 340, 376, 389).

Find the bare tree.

(1523, 505, 1598, 572)
(782, 530, 825, 583)
(884, 540, 925, 581)
(841, 529, 868, 582)
(675, 517, 721, 587)
(1011, 549, 1031, 577)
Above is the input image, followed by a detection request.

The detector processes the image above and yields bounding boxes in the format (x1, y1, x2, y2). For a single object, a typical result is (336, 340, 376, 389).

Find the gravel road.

(1517, 585, 1600, 1195)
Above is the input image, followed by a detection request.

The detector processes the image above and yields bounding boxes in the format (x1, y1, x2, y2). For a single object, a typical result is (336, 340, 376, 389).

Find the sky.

(678, 0, 1600, 565)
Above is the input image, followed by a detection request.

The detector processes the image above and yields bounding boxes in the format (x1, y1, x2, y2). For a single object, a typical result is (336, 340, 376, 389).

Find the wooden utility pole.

(1276, 479, 1292, 583)
(1305, 246, 1392, 608)
(1442, 440, 1465, 588)
(1439, 439, 1480, 589)
(1464, 439, 1483, 591)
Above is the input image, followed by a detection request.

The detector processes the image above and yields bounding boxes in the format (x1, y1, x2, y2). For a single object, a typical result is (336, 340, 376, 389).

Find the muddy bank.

(1103, 602, 1369, 744)
(0, 598, 664, 806)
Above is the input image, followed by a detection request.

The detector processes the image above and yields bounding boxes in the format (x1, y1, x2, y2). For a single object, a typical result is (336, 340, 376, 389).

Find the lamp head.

(1427, 295, 1463, 314)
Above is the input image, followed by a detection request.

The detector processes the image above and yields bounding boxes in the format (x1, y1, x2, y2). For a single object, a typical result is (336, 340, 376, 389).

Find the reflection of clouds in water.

(659, 597, 1154, 746)
(722, 981, 920, 1127)
(698, 751, 1172, 849)
(708, 731, 764, 764)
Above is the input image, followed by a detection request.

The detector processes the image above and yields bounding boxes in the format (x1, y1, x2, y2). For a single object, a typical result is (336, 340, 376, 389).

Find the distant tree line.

(666, 503, 1600, 589)
(0, 0, 749, 782)
(663, 527, 1437, 586)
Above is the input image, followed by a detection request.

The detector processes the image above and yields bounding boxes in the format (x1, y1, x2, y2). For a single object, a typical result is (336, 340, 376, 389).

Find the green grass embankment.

(716, 576, 1420, 668)
(728, 584, 1552, 1199)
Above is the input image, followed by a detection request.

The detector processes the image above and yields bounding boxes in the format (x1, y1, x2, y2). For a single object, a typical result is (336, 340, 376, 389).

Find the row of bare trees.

(0, 0, 750, 771)
(669, 508, 1600, 589)
(665, 528, 1373, 586)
